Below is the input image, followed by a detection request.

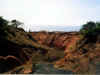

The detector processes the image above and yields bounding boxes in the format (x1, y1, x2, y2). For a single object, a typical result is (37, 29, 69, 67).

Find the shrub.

(0, 17, 8, 39)
(80, 21, 100, 37)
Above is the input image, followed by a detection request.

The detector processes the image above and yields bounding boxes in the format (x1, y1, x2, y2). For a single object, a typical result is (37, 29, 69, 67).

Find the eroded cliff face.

(54, 34, 100, 74)
(30, 31, 80, 50)
(2, 29, 100, 74)
(30, 31, 100, 74)
(3, 31, 80, 74)
(1, 28, 68, 73)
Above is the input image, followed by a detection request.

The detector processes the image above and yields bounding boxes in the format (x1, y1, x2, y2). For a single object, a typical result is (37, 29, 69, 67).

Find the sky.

(0, 0, 100, 31)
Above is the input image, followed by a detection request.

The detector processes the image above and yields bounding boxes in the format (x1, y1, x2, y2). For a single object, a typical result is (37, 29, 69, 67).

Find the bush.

(80, 21, 100, 37)
(0, 17, 8, 39)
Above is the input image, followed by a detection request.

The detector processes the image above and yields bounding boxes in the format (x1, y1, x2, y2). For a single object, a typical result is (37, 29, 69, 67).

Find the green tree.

(80, 21, 96, 36)
(96, 22, 100, 29)
(81, 21, 96, 31)
(0, 16, 8, 38)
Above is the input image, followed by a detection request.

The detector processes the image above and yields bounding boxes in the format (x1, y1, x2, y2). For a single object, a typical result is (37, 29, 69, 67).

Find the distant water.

(29, 25, 82, 32)
(32, 63, 73, 74)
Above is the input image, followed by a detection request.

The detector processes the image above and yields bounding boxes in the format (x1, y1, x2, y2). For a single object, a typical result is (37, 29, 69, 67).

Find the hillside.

(0, 17, 100, 74)
(0, 26, 66, 73)
(3, 27, 80, 74)
(4, 28, 100, 74)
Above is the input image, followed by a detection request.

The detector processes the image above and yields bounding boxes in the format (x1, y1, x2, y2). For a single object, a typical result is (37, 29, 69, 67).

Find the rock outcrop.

(30, 31, 79, 49)
(54, 33, 100, 74)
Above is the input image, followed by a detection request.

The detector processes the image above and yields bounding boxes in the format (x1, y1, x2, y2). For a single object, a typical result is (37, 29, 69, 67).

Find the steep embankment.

(3, 28, 100, 74)
(54, 34, 100, 74)
(0, 27, 65, 73)
(4, 30, 80, 74)
(30, 31, 79, 49)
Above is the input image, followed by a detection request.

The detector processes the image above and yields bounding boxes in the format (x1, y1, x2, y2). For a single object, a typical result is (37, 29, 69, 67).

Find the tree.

(80, 21, 96, 36)
(0, 17, 8, 38)
(96, 22, 100, 29)
(0, 17, 8, 30)
(87, 21, 96, 29)
(11, 19, 23, 28)
(82, 21, 96, 31)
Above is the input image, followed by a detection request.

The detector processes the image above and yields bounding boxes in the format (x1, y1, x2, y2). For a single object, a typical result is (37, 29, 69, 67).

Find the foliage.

(96, 22, 100, 31)
(0, 17, 9, 38)
(80, 21, 100, 37)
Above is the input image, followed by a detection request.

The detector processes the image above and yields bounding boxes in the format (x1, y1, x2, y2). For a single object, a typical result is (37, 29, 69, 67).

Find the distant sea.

(29, 25, 82, 32)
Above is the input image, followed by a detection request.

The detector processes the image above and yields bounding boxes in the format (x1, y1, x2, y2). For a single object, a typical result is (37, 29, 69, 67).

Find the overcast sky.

(0, 0, 100, 27)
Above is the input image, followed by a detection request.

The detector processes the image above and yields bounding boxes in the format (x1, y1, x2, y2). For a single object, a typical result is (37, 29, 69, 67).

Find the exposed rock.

(30, 32, 79, 49)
